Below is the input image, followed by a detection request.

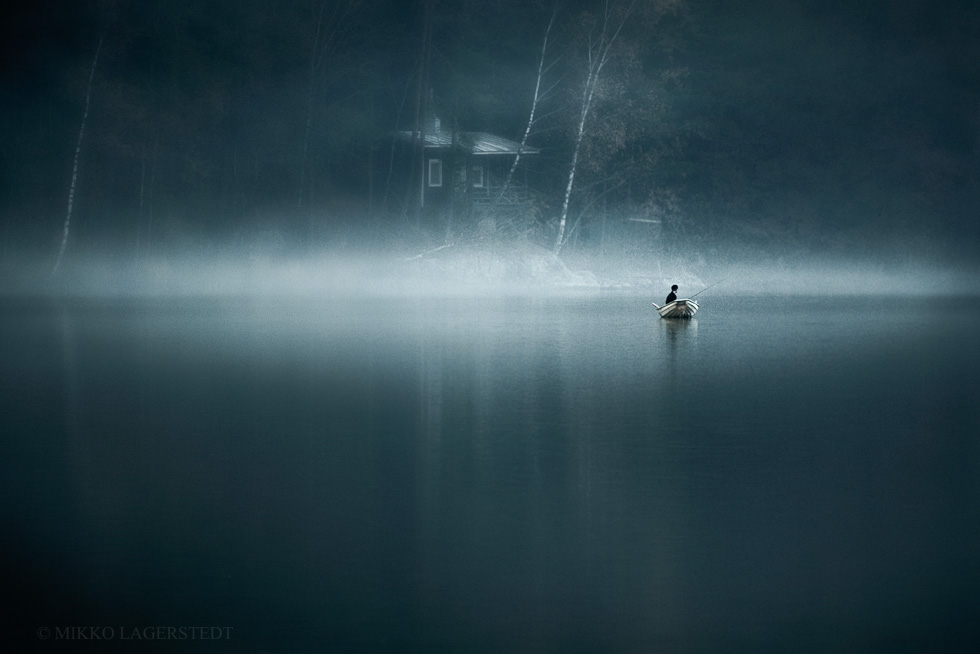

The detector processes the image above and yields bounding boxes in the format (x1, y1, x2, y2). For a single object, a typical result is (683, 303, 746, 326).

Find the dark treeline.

(2, 0, 977, 274)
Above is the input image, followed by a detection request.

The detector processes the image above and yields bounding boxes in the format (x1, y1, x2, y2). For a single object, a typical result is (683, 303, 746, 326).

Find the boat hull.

(656, 299, 698, 319)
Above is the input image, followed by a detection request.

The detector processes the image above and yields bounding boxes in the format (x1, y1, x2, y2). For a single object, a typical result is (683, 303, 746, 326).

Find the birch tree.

(52, 33, 104, 276)
(493, 5, 559, 207)
(553, 0, 637, 255)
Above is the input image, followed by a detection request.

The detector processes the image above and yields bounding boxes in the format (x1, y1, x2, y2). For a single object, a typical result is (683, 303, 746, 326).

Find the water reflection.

(659, 317, 697, 385)
(660, 317, 698, 348)
(397, 299, 711, 646)
(5, 295, 978, 652)
(60, 309, 80, 440)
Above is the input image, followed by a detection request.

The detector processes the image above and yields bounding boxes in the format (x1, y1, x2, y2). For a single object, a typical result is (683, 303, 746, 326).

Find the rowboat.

(652, 299, 699, 319)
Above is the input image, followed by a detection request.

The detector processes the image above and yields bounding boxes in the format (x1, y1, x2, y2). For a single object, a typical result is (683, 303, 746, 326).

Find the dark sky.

(1, 0, 978, 260)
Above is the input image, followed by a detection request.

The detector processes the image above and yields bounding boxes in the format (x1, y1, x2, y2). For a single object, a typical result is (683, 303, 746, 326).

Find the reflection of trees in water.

(410, 303, 697, 633)
(61, 310, 80, 440)
(42, 299, 717, 643)
(412, 305, 569, 613)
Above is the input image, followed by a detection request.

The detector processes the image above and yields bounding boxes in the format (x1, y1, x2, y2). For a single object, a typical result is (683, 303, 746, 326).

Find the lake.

(2, 293, 978, 652)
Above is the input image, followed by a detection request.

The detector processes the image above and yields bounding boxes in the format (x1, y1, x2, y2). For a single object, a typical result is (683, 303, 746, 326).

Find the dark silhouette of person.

(665, 285, 678, 304)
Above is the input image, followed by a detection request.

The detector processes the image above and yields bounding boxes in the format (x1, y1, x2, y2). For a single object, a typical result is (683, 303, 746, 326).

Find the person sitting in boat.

(665, 285, 678, 304)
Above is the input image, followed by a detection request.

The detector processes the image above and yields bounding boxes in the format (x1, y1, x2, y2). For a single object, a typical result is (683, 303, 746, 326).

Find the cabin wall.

(422, 150, 451, 211)
(372, 142, 453, 220)
(373, 139, 538, 231)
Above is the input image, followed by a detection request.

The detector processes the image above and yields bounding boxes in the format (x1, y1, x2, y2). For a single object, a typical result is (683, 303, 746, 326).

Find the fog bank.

(1, 245, 976, 299)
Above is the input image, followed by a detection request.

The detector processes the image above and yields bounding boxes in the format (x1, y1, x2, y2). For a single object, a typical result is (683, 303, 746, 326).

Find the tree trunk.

(298, 1, 362, 225)
(53, 33, 103, 276)
(410, 0, 434, 227)
(298, 1, 328, 214)
(496, 7, 557, 208)
(554, 80, 594, 255)
(382, 74, 414, 213)
(553, 1, 636, 256)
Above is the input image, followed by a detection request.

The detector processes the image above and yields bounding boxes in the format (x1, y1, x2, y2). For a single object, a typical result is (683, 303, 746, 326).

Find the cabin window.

(428, 159, 443, 187)
(471, 164, 484, 188)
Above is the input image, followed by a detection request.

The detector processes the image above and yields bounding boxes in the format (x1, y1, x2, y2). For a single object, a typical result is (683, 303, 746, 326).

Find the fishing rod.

(689, 279, 726, 299)
(652, 279, 725, 310)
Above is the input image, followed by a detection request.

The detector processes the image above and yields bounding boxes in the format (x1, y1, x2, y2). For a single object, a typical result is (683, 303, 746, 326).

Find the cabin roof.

(395, 130, 540, 155)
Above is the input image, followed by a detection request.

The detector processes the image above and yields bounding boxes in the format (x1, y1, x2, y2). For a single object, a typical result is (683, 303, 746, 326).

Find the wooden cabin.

(375, 115, 540, 230)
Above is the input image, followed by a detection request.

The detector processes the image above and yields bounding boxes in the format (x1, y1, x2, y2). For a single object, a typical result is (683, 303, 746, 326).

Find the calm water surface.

(2, 294, 979, 652)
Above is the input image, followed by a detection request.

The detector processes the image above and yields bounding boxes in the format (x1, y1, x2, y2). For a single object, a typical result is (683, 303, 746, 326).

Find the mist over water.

(1, 243, 977, 299)
(4, 0, 978, 646)
(3, 282, 979, 651)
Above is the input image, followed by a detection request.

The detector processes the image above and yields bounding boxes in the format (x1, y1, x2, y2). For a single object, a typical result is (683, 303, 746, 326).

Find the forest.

(2, 0, 977, 288)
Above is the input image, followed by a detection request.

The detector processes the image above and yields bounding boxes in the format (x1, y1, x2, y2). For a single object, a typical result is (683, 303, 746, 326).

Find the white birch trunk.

(495, 8, 557, 207)
(554, 82, 594, 254)
(553, 1, 636, 255)
(53, 34, 103, 276)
